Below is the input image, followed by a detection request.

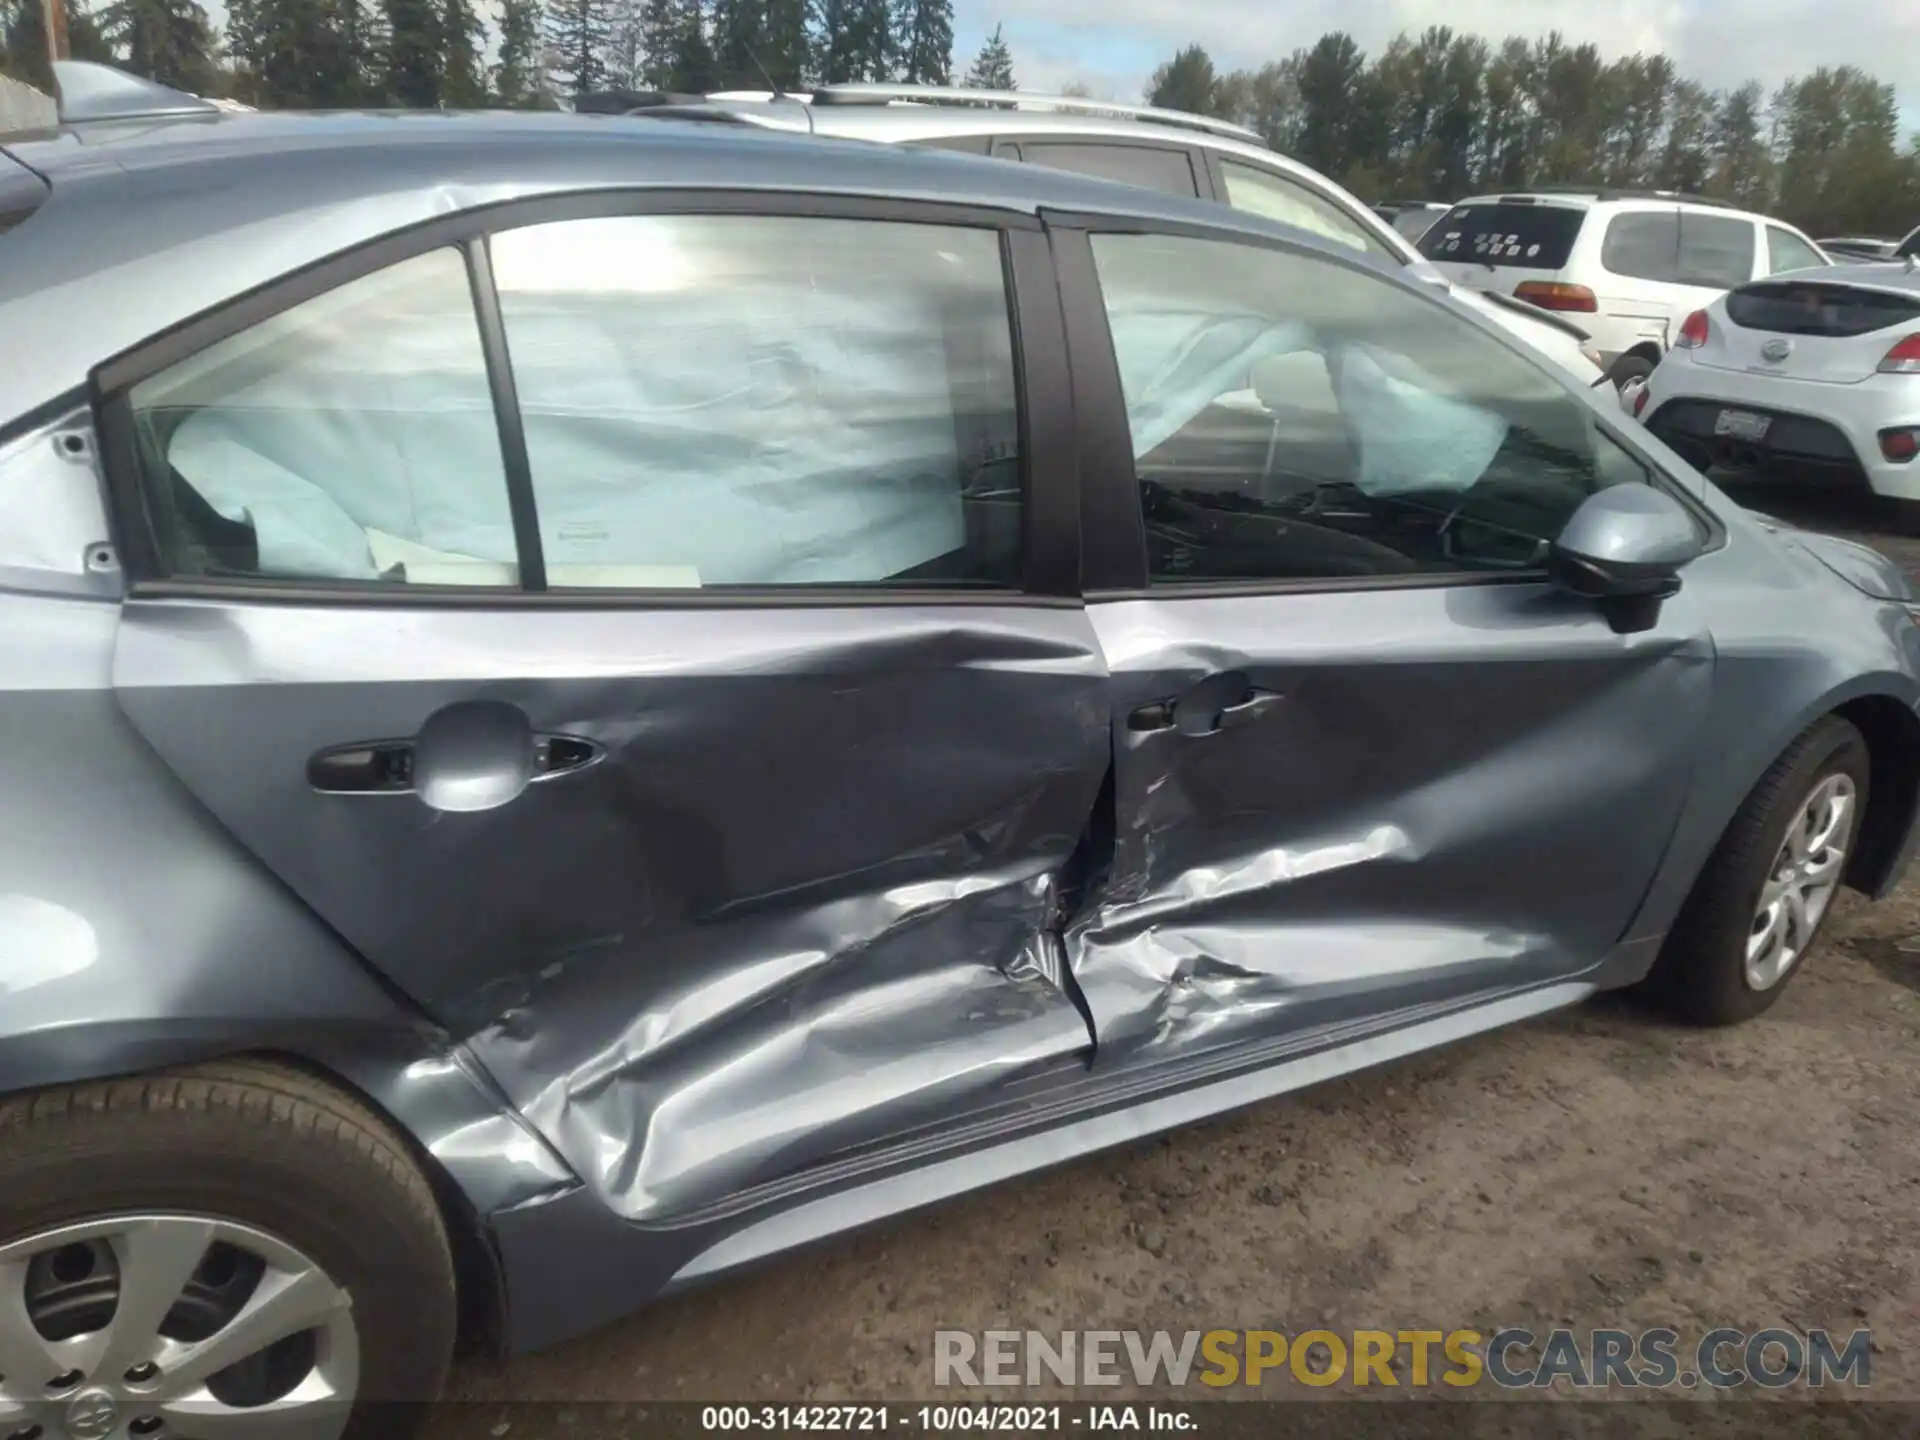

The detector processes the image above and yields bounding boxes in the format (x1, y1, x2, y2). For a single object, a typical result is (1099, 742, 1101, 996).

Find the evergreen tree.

(961, 22, 1010, 90)
(711, 0, 766, 89)
(605, 0, 642, 85)
(99, 0, 217, 93)
(640, 0, 712, 92)
(225, 0, 373, 104)
(546, 0, 613, 95)
(760, 0, 805, 87)
(891, 0, 949, 85)
(439, 0, 483, 102)
(383, 0, 442, 105)
(491, 0, 546, 105)
(2, 0, 113, 93)
(1147, 43, 1215, 116)
(816, 0, 887, 83)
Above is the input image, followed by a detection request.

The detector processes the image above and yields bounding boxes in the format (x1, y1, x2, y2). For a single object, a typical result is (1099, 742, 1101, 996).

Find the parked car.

(1418, 188, 1832, 388)
(1628, 262, 1920, 529)
(6, 61, 1920, 1434)
(1818, 236, 1898, 262)
(607, 85, 1612, 390)
(1375, 199, 1451, 243)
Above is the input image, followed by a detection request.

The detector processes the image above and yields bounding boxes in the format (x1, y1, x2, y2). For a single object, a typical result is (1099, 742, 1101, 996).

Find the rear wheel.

(0, 1059, 455, 1439)
(1646, 716, 1868, 1025)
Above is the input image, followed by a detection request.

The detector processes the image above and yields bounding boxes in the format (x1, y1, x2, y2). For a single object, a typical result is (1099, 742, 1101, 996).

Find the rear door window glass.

(1417, 203, 1587, 268)
(1087, 231, 1639, 583)
(127, 248, 518, 585)
(1015, 142, 1200, 198)
(1600, 211, 1680, 282)
(490, 213, 1023, 588)
(1677, 213, 1757, 287)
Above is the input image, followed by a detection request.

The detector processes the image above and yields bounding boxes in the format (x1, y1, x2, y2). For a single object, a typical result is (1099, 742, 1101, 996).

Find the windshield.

(1418, 202, 1587, 269)
(1898, 227, 1920, 260)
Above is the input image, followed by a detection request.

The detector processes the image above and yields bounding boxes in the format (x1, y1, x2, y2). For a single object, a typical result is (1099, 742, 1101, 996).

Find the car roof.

(0, 107, 1406, 425)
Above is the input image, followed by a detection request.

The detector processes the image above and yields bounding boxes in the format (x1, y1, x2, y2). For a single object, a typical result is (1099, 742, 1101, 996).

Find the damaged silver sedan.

(3, 61, 1920, 1436)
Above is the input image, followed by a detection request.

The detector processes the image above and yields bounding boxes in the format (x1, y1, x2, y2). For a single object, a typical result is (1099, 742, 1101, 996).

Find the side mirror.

(1547, 485, 1706, 634)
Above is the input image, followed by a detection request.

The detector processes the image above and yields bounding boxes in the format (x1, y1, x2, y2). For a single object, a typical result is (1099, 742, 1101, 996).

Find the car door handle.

(308, 731, 601, 796)
(1127, 671, 1282, 739)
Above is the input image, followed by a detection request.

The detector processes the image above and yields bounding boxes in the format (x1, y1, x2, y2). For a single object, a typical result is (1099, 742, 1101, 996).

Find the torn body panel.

(112, 600, 1110, 1222)
(1072, 581, 1716, 1065)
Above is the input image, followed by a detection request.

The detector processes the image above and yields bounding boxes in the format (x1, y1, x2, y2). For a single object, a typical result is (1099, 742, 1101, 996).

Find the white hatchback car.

(1630, 261, 1920, 524)
(1419, 189, 1831, 387)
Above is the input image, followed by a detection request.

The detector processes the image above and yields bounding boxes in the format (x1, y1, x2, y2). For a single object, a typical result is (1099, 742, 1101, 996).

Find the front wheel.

(1646, 715, 1868, 1025)
(0, 1059, 456, 1439)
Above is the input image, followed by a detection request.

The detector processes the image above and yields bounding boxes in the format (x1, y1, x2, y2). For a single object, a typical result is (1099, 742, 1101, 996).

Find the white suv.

(619, 86, 1611, 388)
(1417, 190, 1831, 387)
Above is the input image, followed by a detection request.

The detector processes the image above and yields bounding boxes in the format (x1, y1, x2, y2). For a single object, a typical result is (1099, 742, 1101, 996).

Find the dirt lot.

(438, 494, 1920, 1417)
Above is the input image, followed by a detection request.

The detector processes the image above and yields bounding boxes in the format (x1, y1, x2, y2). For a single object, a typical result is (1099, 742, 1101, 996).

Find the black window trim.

(92, 187, 1080, 610)
(1043, 206, 1725, 601)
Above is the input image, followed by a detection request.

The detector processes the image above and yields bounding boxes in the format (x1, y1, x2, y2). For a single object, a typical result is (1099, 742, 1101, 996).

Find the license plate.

(1713, 408, 1772, 442)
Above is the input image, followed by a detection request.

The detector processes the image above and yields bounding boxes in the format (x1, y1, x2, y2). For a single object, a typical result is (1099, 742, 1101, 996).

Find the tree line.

(1149, 31, 1919, 238)
(3, 0, 1913, 238)
(0, 0, 1017, 113)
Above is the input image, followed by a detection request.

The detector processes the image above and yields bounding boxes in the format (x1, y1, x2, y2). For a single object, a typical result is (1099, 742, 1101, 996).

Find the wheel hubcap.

(0, 1215, 357, 1439)
(1746, 772, 1856, 992)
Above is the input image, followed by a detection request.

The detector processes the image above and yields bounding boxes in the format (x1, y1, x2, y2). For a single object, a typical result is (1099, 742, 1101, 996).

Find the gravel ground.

(435, 488, 1920, 1421)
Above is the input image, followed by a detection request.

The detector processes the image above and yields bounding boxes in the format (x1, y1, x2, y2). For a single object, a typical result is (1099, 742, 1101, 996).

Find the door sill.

(653, 977, 1597, 1264)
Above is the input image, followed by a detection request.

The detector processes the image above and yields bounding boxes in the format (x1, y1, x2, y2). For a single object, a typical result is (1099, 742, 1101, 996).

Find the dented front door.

(1055, 222, 1715, 1069)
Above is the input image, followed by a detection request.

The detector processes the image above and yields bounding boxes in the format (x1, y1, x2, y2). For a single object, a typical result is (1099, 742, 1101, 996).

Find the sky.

(950, 0, 1920, 137)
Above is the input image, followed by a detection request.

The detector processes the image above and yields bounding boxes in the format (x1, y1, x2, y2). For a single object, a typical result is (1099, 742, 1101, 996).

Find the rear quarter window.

(1417, 203, 1586, 268)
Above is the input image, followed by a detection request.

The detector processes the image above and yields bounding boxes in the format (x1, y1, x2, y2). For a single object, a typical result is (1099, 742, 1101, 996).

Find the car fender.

(1623, 663, 1920, 954)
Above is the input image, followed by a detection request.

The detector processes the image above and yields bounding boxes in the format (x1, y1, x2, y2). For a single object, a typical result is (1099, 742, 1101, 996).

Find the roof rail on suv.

(1503, 186, 1744, 211)
(808, 83, 1266, 146)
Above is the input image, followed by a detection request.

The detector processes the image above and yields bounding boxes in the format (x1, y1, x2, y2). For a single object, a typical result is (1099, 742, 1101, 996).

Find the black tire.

(1885, 497, 1920, 537)
(0, 1057, 455, 1434)
(1646, 715, 1869, 1026)
(1606, 352, 1656, 391)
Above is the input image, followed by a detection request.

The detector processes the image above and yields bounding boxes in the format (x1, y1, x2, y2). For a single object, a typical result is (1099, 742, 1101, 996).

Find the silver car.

(3, 61, 1920, 1437)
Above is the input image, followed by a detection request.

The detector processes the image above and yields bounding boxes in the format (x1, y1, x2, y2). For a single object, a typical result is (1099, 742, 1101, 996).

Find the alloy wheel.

(1745, 772, 1856, 992)
(0, 1214, 357, 1440)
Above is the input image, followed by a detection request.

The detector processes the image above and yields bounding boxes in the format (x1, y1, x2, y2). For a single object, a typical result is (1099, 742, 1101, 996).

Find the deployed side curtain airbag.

(1103, 299, 1510, 498)
(1330, 346, 1510, 496)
